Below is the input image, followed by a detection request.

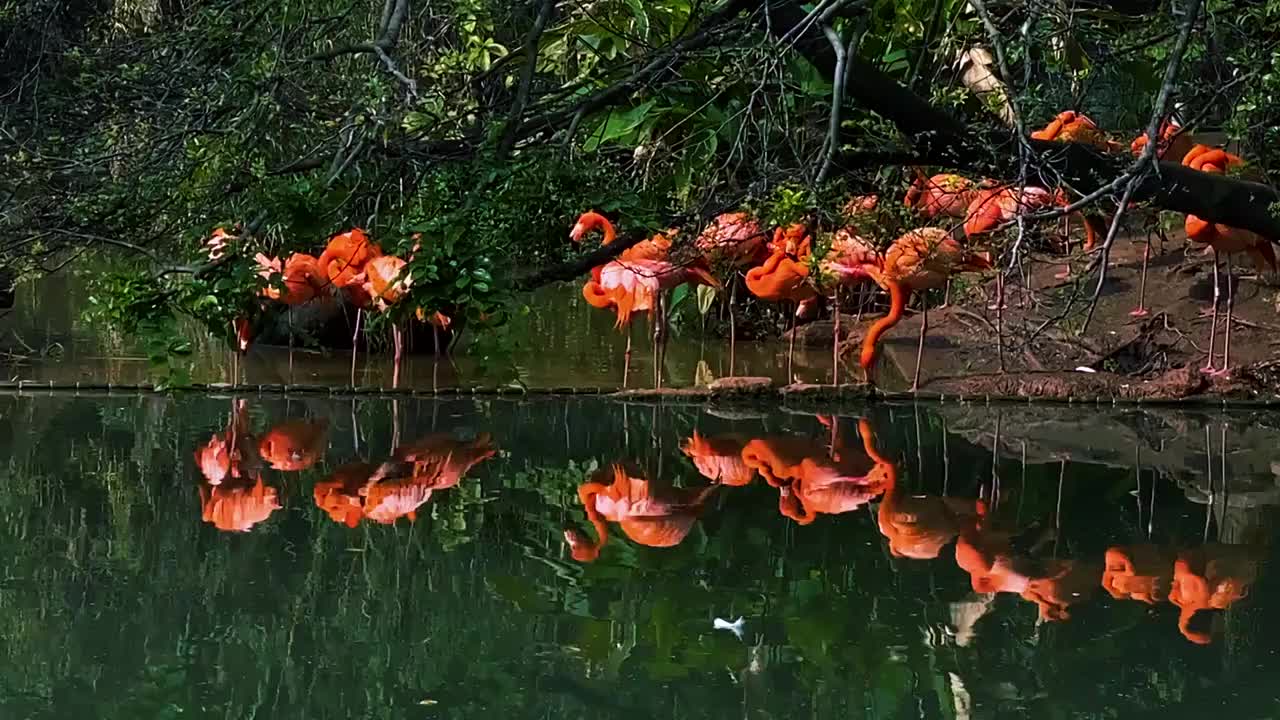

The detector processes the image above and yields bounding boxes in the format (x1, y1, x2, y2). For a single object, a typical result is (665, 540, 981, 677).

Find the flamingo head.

(570, 210, 609, 244)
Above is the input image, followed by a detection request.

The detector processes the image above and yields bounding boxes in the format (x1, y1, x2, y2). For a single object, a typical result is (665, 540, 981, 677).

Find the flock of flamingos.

(194, 401, 1257, 647)
(221, 111, 1275, 389)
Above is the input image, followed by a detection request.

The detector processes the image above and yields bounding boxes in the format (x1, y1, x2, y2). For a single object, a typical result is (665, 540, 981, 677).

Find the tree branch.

(497, 0, 557, 160)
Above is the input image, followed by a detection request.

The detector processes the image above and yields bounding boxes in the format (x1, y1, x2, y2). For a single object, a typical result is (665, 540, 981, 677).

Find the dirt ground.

(784, 221, 1280, 399)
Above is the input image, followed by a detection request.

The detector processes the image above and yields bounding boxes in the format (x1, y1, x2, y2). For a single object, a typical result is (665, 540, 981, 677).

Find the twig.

(1079, 0, 1203, 334)
(373, 44, 419, 99)
(815, 22, 848, 184)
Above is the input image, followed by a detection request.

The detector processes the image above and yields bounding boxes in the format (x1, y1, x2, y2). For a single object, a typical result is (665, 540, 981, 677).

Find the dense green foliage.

(3, 0, 1279, 368)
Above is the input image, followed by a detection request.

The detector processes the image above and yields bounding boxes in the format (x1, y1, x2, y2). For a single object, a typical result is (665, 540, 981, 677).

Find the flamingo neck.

(580, 211, 616, 245)
(860, 280, 907, 371)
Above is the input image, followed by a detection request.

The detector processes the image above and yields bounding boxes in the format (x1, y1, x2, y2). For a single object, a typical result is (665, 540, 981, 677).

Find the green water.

(1, 393, 1277, 718)
(1, 278, 833, 389)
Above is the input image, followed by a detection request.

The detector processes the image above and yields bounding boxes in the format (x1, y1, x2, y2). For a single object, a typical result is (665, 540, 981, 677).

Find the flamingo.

(317, 228, 382, 381)
(1127, 120, 1196, 316)
(254, 252, 327, 305)
(954, 525, 1099, 622)
(1130, 118, 1196, 162)
(695, 211, 768, 372)
(1180, 145, 1276, 375)
(903, 171, 979, 220)
(1030, 110, 1123, 153)
(964, 182, 1103, 272)
(859, 228, 992, 391)
(745, 224, 818, 379)
(563, 464, 717, 562)
(363, 253, 414, 386)
(571, 211, 721, 387)
(818, 226, 880, 383)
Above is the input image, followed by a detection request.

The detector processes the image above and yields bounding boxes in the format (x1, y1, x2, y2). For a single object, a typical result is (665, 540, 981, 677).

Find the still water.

(1, 393, 1277, 718)
(1, 277, 834, 389)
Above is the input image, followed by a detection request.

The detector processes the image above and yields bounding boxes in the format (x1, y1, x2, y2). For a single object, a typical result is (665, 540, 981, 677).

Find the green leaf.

(582, 100, 657, 150)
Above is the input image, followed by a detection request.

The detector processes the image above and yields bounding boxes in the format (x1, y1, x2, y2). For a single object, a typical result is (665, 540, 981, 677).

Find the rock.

(708, 376, 773, 393)
(931, 366, 1206, 401)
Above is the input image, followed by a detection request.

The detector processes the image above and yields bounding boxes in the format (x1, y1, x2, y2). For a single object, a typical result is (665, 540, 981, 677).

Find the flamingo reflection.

(875, 435, 984, 560)
(741, 416, 888, 525)
(312, 434, 495, 527)
(564, 464, 717, 562)
(1102, 545, 1174, 604)
(258, 418, 329, 471)
(681, 431, 754, 486)
(200, 476, 282, 533)
(194, 399, 259, 485)
(1169, 544, 1258, 644)
(955, 523, 1100, 621)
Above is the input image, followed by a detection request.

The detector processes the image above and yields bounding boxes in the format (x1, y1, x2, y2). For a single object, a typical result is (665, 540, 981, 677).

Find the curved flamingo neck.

(574, 482, 611, 559)
(577, 211, 616, 245)
(860, 280, 907, 371)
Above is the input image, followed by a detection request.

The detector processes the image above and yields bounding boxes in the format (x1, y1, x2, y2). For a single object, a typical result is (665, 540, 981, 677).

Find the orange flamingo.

(254, 252, 327, 305)
(1130, 118, 1196, 162)
(903, 171, 978, 219)
(954, 525, 1098, 621)
(746, 224, 818, 378)
(819, 226, 880, 383)
(563, 464, 717, 562)
(316, 228, 382, 378)
(1181, 145, 1276, 375)
(681, 431, 755, 486)
(859, 228, 992, 391)
(362, 252, 414, 385)
(1030, 110, 1122, 153)
(572, 211, 720, 387)
(257, 418, 328, 471)
(964, 182, 1103, 267)
(1168, 544, 1258, 644)
(696, 211, 768, 369)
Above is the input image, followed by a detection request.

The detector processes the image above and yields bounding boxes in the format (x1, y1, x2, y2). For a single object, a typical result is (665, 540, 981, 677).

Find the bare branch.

(498, 0, 557, 160)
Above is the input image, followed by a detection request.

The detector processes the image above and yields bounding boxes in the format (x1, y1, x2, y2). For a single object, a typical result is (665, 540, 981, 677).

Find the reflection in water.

(565, 464, 717, 561)
(7, 394, 1280, 718)
(1170, 544, 1259, 644)
(314, 432, 496, 526)
(258, 418, 329, 471)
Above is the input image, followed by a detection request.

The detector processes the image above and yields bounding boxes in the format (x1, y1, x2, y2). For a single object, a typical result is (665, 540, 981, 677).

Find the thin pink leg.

(1201, 251, 1220, 374)
(1130, 237, 1150, 317)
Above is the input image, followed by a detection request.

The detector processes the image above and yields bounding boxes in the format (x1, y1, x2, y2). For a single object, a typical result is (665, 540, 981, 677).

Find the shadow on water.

(1, 392, 1279, 718)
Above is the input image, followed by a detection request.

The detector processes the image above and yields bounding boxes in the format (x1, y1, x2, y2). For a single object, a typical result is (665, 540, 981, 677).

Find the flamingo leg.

(911, 303, 928, 392)
(1201, 251, 1220, 374)
(832, 286, 841, 386)
(1219, 254, 1234, 376)
(658, 290, 670, 388)
(1130, 235, 1151, 317)
(392, 323, 403, 389)
(652, 294, 664, 389)
(623, 324, 633, 389)
(942, 279, 951, 308)
(728, 278, 737, 377)
(787, 302, 797, 382)
(350, 308, 363, 387)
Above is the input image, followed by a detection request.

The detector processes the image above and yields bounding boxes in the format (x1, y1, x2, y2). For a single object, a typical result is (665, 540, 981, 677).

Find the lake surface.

(1, 392, 1277, 718)
(1, 277, 836, 389)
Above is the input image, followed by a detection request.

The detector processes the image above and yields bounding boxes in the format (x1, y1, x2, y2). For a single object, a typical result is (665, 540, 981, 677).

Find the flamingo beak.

(569, 222, 587, 243)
